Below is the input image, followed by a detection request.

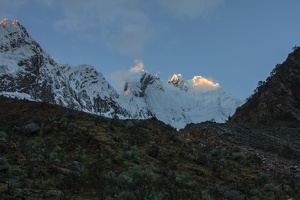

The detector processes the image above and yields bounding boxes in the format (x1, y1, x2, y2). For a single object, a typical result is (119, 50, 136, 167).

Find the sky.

(1, 0, 300, 100)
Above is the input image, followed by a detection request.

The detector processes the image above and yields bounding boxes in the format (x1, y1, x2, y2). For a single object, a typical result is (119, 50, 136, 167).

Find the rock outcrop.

(230, 47, 300, 126)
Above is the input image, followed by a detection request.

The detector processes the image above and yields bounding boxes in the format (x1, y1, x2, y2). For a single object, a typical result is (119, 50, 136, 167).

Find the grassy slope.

(0, 97, 299, 199)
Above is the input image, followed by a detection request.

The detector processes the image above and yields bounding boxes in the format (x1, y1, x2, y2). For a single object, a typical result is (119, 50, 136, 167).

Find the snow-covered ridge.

(121, 70, 241, 128)
(0, 18, 242, 129)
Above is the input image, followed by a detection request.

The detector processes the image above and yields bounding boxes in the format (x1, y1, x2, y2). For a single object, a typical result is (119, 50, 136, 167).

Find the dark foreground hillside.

(0, 96, 299, 199)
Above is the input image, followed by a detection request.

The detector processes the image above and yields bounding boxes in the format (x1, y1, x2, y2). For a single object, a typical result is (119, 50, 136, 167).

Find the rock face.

(230, 47, 300, 126)
(0, 18, 241, 128)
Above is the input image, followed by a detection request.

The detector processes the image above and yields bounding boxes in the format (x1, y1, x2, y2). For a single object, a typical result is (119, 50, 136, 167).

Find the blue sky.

(1, 0, 300, 100)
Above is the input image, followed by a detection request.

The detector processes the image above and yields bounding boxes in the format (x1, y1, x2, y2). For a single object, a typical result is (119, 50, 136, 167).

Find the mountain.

(0, 18, 125, 115)
(123, 72, 241, 128)
(230, 47, 300, 126)
(0, 18, 241, 128)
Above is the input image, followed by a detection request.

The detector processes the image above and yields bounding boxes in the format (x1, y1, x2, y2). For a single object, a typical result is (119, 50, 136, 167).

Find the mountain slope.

(0, 96, 299, 199)
(230, 47, 300, 126)
(0, 18, 241, 128)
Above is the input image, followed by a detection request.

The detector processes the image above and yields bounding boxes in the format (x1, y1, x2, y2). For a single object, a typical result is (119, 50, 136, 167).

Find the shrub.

(224, 190, 245, 200)
(259, 172, 269, 181)
(194, 153, 208, 165)
(24, 122, 40, 135)
(81, 127, 89, 134)
(175, 135, 187, 146)
(264, 183, 277, 192)
(117, 191, 137, 200)
(185, 153, 195, 161)
(68, 122, 77, 131)
(219, 158, 228, 168)
(71, 161, 84, 172)
(0, 131, 7, 139)
(210, 149, 220, 157)
(249, 188, 262, 198)
(8, 178, 21, 188)
(124, 146, 143, 159)
(202, 190, 212, 200)
(0, 156, 10, 173)
(210, 148, 225, 158)
(58, 172, 84, 198)
(231, 152, 247, 161)
(116, 173, 133, 184)
(125, 121, 135, 129)
(103, 166, 156, 199)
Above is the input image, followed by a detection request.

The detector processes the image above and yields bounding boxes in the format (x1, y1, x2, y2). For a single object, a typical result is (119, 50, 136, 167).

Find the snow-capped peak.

(123, 69, 160, 97)
(168, 74, 188, 91)
(0, 18, 37, 54)
(0, 18, 19, 26)
(0, 18, 28, 41)
(168, 74, 183, 84)
(0, 18, 242, 129)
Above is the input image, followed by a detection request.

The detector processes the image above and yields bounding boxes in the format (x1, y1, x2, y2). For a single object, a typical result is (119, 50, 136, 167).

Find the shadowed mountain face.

(230, 47, 300, 126)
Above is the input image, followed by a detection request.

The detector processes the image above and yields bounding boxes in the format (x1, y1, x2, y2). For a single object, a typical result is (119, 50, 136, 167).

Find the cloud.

(191, 76, 220, 91)
(130, 60, 144, 72)
(0, 0, 55, 19)
(0, 0, 28, 19)
(111, 60, 145, 93)
(111, 70, 131, 93)
(34, 0, 55, 7)
(1, 0, 224, 55)
(53, 0, 155, 55)
(157, 0, 224, 18)
(50, 0, 223, 55)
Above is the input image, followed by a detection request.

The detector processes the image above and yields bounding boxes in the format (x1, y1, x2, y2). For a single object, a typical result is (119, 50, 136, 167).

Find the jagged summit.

(0, 18, 21, 28)
(123, 70, 160, 97)
(0, 18, 33, 52)
(230, 47, 300, 126)
(0, 18, 19, 26)
(168, 74, 188, 91)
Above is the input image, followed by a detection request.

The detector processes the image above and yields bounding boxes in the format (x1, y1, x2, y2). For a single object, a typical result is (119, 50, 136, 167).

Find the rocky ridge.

(230, 47, 300, 126)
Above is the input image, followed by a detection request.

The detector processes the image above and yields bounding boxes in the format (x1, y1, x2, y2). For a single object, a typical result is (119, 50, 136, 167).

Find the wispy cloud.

(111, 60, 145, 93)
(157, 0, 224, 18)
(0, 0, 224, 55)
(130, 60, 144, 72)
(50, 0, 224, 55)
(35, 0, 55, 7)
(53, 0, 155, 55)
(0, 0, 28, 19)
(191, 76, 220, 91)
